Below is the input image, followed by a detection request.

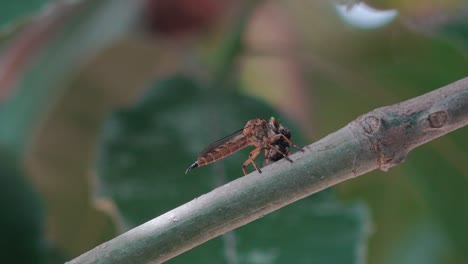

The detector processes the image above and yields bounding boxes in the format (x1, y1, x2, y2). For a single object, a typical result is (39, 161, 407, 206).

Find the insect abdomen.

(197, 137, 249, 166)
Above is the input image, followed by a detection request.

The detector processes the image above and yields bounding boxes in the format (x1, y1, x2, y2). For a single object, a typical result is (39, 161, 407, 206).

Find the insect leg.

(242, 146, 263, 175)
(269, 133, 304, 152)
(263, 148, 270, 165)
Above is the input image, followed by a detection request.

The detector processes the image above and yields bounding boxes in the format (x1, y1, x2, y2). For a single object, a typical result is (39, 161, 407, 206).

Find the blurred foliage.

(0, 151, 43, 263)
(0, 0, 467, 264)
(97, 75, 369, 263)
(0, 0, 53, 45)
(0, 0, 52, 28)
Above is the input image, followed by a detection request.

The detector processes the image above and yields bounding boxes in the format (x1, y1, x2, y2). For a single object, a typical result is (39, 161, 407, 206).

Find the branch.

(68, 77, 468, 264)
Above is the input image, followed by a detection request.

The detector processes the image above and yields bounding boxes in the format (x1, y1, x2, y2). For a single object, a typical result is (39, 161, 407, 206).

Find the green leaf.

(405, 143, 468, 261)
(0, 0, 146, 260)
(0, 0, 144, 158)
(0, 152, 44, 263)
(434, 11, 468, 54)
(96, 75, 370, 263)
(234, 198, 369, 264)
(309, 32, 468, 263)
(382, 219, 458, 264)
(0, 0, 51, 28)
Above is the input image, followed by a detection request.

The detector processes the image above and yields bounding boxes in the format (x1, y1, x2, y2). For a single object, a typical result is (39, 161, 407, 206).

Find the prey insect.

(185, 117, 303, 175)
(264, 117, 293, 165)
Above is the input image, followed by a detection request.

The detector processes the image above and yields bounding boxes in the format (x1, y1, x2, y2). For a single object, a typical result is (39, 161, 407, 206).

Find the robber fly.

(185, 117, 303, 175)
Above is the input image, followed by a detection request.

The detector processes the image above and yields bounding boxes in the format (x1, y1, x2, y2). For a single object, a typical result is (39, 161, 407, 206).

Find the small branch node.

(428, 110, 448, 128)
(363, 116, 381, 134)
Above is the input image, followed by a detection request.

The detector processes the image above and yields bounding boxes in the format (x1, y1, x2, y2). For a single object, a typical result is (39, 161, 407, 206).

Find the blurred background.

(0, 0, 467, 263)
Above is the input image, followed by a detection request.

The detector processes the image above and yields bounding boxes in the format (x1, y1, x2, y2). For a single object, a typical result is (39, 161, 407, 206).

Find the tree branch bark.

(68, 77, 468, 264)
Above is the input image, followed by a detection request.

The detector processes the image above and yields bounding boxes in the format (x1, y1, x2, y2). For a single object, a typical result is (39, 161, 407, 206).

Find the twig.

(68, 77, 468, 264)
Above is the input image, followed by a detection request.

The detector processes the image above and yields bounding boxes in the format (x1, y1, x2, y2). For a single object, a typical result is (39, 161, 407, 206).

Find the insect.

(264, 117, 293, 165)
(185, 117, 303, 175)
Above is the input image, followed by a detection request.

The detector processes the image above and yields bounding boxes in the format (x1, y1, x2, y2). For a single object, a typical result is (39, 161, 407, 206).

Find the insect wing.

(199, 128, 244, 157)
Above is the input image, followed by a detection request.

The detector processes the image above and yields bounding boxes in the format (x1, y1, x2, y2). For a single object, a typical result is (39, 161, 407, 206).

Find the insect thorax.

(243, 119, 269, 144)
